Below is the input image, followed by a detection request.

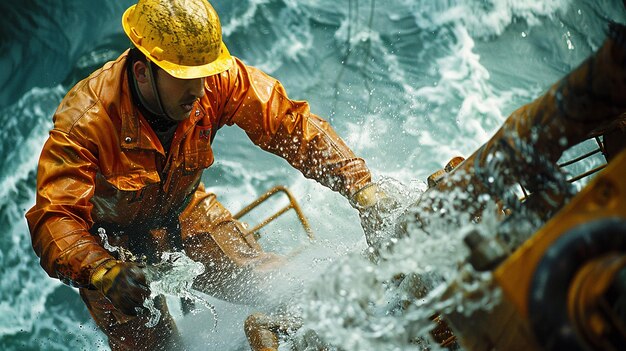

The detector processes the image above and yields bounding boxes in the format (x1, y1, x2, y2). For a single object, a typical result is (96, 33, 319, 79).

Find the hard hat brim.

(122, 5, 233, 79)
(154, 42, 233, 79)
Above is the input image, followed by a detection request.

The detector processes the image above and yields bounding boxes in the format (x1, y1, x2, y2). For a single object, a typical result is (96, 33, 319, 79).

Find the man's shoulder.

(205, 56, 276, 95)
(53, 52, 130, 134)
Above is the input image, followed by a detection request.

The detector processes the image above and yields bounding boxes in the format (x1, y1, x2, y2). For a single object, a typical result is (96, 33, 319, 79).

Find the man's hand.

(90, 260, 150, 316)
(352, 183, 402, 250)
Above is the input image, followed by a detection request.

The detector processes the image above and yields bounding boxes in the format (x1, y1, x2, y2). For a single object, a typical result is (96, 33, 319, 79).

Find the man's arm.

(25, 127, 114, 287)
(25, 119, 150, 314)
(209, 57, 372, 198)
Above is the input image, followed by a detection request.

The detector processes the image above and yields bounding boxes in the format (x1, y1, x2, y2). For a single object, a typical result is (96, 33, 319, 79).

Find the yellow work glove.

(90, 259, 150, 316)
(352, 183, 402, 250)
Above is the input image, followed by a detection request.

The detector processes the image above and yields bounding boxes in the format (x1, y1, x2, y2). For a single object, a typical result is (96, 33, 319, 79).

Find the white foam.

(403, 0, 570, 38)
(221, 0, 272, 37)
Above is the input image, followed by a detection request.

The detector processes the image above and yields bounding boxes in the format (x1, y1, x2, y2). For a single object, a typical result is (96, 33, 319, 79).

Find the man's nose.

(189, 77, 205, 99)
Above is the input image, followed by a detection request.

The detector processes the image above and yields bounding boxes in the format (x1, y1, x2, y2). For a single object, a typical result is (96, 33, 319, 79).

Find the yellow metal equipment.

(441, 147, 626, 351)
(422, 29, 626, 348)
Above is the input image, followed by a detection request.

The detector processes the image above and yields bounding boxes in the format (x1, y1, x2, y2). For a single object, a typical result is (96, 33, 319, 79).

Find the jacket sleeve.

(25, 103, 114, 288)
(214, 58, 371, 198)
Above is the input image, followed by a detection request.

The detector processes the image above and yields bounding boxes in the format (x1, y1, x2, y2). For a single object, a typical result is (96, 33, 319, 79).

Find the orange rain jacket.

(26, 50, 371, 288)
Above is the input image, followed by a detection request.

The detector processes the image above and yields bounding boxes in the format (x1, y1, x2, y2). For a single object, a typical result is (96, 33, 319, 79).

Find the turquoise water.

(1, 0, 624, 350)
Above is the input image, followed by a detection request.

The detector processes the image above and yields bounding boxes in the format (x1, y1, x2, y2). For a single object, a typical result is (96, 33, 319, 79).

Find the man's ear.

(133, 61, 150, 84)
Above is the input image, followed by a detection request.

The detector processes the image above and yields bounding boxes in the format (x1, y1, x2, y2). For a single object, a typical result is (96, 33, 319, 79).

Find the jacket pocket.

(91, 172, 161, 227)
(99, 148, 162, 191)
(183, 124, 215, 172)
(183, 149, 214, 173)
(103, 169, 161, 191)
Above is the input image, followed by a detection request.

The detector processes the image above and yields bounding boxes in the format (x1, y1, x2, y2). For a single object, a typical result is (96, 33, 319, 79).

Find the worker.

(25, 0, 395, 349)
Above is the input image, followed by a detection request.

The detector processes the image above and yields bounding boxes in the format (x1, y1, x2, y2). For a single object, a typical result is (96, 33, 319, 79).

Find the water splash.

(291, 187, 508, 350)
(289, 127, 577, 350)
(143, 252, 219, 330)
(97, 227, 136, 262)
(97, 229, 219, 330)
(360, 177, 426, 256)
(142, 298, 162, 329)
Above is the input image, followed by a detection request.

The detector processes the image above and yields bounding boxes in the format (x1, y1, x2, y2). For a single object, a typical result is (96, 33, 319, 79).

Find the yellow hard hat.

(122, 0, 233, 79)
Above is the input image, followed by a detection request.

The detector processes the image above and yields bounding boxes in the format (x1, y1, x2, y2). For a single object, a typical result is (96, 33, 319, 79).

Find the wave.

(0, 86, 106, 349)
(0, 0, 133, 110)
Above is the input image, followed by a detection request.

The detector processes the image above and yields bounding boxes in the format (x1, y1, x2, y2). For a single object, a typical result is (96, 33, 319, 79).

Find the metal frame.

(233, 185, 314, 241)
(558, 136, 607, 183)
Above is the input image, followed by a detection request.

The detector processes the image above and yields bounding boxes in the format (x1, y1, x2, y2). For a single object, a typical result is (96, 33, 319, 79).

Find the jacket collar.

(117, 51, 206, 155)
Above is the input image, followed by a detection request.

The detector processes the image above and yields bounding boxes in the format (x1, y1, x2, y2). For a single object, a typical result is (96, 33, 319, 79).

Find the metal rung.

(566, 164, 607, 183)
(558, 147, 602, 167)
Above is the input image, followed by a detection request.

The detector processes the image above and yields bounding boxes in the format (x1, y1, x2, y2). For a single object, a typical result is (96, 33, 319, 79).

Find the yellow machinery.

(441, 146, 626, 351)
(495, 151, 626, 350)
(426, 28, 626, 350)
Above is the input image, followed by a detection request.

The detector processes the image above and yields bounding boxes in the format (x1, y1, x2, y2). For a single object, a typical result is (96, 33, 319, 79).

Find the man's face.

(153, 67, 206, 121)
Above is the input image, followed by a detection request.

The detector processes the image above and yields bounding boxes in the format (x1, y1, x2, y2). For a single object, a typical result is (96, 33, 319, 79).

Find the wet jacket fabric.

(26, 50, 371, 288)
